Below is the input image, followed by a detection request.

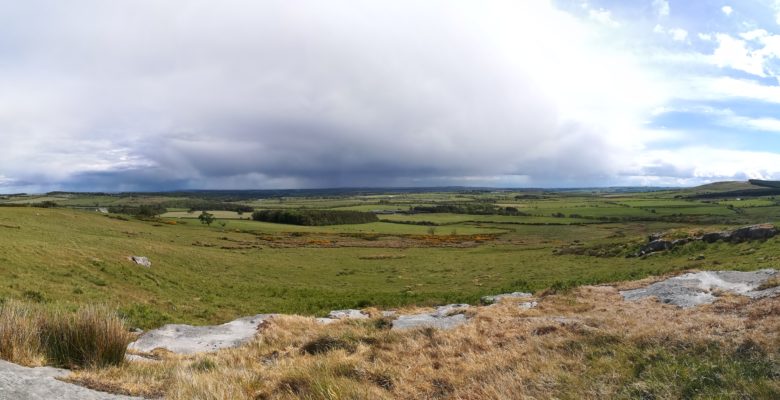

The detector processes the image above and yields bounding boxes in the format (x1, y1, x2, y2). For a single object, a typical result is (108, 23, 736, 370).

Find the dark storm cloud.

(0, 0, 638, 191)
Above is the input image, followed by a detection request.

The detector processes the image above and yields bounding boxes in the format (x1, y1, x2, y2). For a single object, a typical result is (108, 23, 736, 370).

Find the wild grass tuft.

(0, 301, 131, 369)
(40, 305, 132, 369)
(0, 300, 45, 366)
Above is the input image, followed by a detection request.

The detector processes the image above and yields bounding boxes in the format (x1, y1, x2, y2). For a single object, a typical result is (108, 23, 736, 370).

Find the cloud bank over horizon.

(3, 0, 780, 192)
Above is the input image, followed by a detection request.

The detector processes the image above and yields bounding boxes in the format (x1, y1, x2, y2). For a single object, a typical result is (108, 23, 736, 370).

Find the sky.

(3, 0, 780, 192)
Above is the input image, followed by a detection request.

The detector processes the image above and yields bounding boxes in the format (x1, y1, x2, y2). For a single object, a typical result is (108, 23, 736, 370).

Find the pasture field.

(1, 182, 780, 330)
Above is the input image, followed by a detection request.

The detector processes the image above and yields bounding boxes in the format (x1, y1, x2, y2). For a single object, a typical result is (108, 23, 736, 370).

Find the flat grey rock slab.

(519, 301, 538, 309)
(128, 314, 274, 354)
(0, 360, 140, 400)
(481, 292, 532, 305)
(392, 304, 471, 331)
(327, 309, 369, 319)
(621, 269, 778, 307)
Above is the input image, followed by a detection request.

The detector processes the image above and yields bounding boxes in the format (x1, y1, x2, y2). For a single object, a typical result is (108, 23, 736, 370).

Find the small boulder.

(129, 256, 151, 268)
(391, 304, 471, 331)
(481, 292, 533, 305)
(520, 301, 538, 309)
(327, 309, 369, 319)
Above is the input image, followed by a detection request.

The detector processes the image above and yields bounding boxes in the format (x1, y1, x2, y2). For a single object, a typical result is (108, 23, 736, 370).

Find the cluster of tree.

(251, 210, 378, 226)
(160, 200, 254, 213)
(107, 204, 167, 218)
(688, 188, 780, 199)
(410, 204, 529, 216)
(0, 201, 58, 208)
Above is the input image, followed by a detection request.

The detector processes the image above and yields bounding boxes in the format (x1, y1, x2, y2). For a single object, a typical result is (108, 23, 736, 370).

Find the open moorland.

(1, 182, 779, 399)
(1, 183, 780, 328)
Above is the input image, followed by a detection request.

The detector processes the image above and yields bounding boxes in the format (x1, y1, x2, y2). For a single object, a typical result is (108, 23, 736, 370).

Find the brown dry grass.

(0, 300, 45, 366)
(66, 287, 780, 399)
(0, 301, 131, 369)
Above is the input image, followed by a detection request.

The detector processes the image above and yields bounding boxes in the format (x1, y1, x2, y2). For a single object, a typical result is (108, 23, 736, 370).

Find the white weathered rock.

(621, 269, 778, 307)
(124, 354, 157, 363)
(129, 256, 151, 268)
(327, 309, 369, 319)
(128, 314, 273, 354)
(481, 292, 533, 305)
(0, 360, 140, 400)
(520, 301, 538, 309)
(391, 304, 471, 331)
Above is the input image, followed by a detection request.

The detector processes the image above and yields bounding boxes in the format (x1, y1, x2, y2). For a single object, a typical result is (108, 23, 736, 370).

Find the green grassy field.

(2, 184, 780, 330)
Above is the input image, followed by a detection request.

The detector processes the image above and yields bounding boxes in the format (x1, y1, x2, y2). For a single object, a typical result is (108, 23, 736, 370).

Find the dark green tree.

(198, 211, 216, 226)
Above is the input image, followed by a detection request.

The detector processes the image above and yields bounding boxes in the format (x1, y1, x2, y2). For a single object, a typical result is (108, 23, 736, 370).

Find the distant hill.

(683, 180, 780, 199)
(748, 179, 780, 189)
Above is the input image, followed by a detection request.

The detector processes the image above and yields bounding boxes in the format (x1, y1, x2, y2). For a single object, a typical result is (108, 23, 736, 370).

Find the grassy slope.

(68, 286, 780, 399)
(2, 199, 780, 329)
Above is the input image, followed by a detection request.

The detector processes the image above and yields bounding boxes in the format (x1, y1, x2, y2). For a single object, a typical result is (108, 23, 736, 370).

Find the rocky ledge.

(621, 269, 778, 307)
(0, 360, 140, 400)
(635, 223, 777, 257)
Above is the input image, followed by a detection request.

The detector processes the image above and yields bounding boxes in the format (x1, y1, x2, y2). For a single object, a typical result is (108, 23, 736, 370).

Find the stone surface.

(128, 314, 273, 354)
(519, 301, 538, 309)
(638, 224, 778, 256)
(124, 354, 157, 363)
(0, 360, 140, 400)
(129, 256, 151, 268)
(621, 269, 778, 307)
(327, 309, 369, 319)
(481, 292, 532, 305)
(391, 304, 471, 331)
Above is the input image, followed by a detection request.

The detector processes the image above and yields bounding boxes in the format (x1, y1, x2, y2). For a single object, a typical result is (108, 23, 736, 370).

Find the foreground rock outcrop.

(391, 304, 472, 331)
(126, 270, 778, 357)
(0, 360, 140, 400)
(481, 291, 532, 305)
(128, 314, 273, 354)
(621, 269, 779, 307)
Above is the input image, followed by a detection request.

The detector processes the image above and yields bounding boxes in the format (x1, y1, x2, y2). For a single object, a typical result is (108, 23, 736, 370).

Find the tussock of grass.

(67, 287, 780, 399)
(41, 305, 132, 369)
(0, 300, 45, 366)
(0, 301, 131, 369)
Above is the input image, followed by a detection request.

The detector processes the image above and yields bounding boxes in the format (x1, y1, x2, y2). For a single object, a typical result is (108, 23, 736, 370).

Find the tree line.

(251, 210, 378, 226)
(107, 204, 167, 218)
(410, 204, 529, 216)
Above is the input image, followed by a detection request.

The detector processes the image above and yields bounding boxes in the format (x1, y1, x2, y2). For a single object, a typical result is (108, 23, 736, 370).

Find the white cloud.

(669, 28, 688, 41)
(695, 107, 780, 132)
(722, 6, 733, 16)
(653, 0, 670, 17)
(627, 146, 780, 183)
(588, 8, 620, 27)
(698, 33, 712, 41)
(711, 34, 767, 76)
(0, 0, 672, 191)
(654, 25, 688, 42)
(708, 30, 780, 78)
(678, 76, 780, 104)
(740, 29, 768, 41)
